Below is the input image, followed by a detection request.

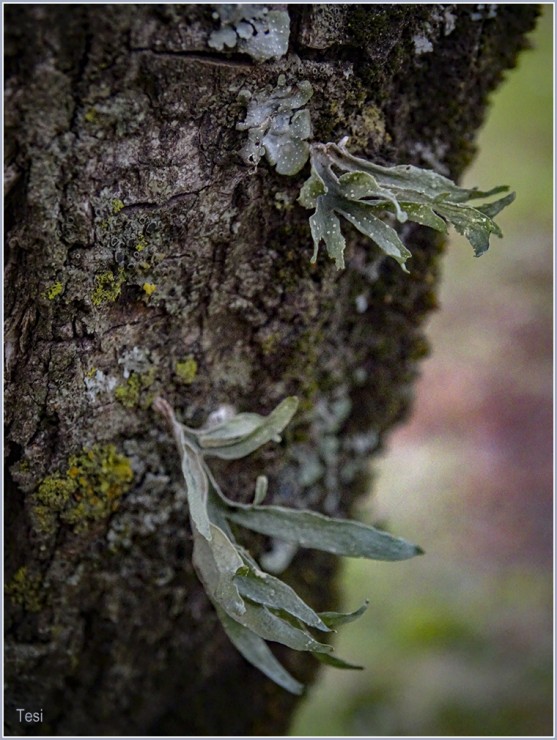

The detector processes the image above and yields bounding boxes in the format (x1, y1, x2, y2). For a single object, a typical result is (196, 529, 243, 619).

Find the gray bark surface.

(4, 4, 537, 735)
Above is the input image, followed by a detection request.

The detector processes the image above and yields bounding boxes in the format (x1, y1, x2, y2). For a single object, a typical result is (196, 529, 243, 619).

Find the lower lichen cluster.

(154, 395, 422, 695)
(31, 445, 133, 535)
(5, 566, 44, 613)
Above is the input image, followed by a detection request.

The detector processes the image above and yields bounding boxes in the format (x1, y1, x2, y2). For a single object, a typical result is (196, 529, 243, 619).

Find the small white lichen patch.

(274, 190, 294, 210)
(443, 8, 457, 35)
(237, 77, 313, 175)
(471, 4, 498, 21)
(355, 294, 368, 314)
(118, 346, 151, 379)
(208, 4, 290, 62)
(413, 32, 434, 55)
(430, 6, 457, 36)
(84, 370, 118, 401)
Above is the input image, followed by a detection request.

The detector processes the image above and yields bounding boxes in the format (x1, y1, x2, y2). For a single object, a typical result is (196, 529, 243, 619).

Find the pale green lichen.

(237, 77, 313, 175)
(299, 137, 515, 270)
(154, 396, 423, 696)
(238, 91, 513, 271)
(91, 269, 126, 306)
(208, 5, 290, 62)
(175, 356, 198, 384)
(30, 445, 133, 536)
(5, 567, 44, 613)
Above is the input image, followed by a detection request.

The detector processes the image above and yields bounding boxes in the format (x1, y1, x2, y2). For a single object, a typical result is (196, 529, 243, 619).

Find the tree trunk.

(4, 4, 537, 735)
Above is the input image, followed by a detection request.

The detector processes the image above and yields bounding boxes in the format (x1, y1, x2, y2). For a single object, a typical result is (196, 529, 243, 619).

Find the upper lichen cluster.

(208, 4, 290, 62)
(237, 77, 313, 175)
(298, 138, 515, 270)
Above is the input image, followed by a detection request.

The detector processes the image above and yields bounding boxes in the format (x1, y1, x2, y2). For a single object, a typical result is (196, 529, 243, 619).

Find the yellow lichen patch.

(30, 474, 76, 535)
(60, 445, 133, 533)
(85, 367, 97, 379)
(115, 368, 156, 409)
(42, 282, 63, 301)
(91, 269, 126, 307)
(84, 108, 97, 123)
(175, 356, 198, 385)
(30, 445, 133, 536)
(136, 238, 147, 252)
(348, 103, 390, 150)
(142, 282, 156, 297)
(115, 373, 141, 408)
(5, 567, 44, 612)
(260, 333, 280, 356)
(111, 198, 125, 214)
(36, 475, 75, 509)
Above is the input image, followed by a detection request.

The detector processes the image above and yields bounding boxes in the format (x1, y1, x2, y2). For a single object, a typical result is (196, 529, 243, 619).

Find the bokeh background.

(292, 7, 553, 736)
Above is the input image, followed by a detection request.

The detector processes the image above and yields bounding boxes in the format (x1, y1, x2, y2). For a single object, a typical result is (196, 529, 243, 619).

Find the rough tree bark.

(4, 4, 537, 736)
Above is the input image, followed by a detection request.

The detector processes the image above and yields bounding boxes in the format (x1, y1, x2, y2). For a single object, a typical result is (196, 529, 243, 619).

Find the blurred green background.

(292, 7, 553, 736)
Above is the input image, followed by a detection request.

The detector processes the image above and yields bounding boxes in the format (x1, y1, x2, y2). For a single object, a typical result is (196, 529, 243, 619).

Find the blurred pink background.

(293, 8, 553, 736)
